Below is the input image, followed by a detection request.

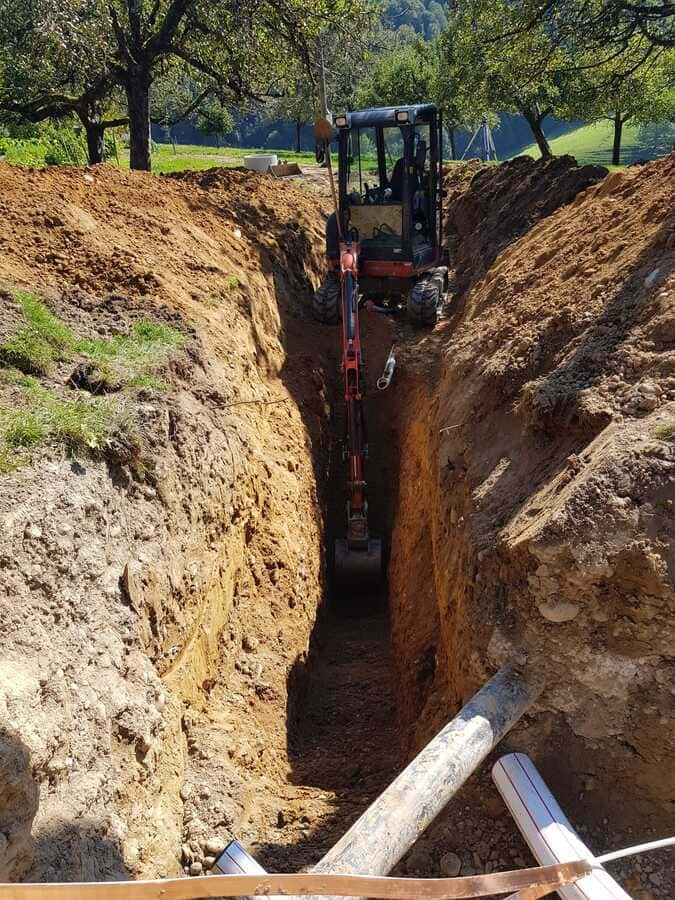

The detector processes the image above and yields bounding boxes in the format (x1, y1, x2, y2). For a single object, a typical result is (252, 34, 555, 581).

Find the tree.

(0, 0, 125, 164)
(355, 39, 437, 109)
(196, 100, 234, 148)
(267, 75, 315, 152)
(566, 41, 675, 163)
(106, 0, 376, 171)
(439, 0, 578, 158)
(483, 1, 675, 58)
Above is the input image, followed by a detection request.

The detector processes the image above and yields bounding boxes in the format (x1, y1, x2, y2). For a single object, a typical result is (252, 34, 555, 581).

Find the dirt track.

(0, 156, 673, 896)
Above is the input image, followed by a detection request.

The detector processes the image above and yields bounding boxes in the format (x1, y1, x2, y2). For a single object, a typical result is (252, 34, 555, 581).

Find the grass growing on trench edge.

(0, 291, 185, 472)
(1, 290, 76, 374)
(0, 374, 126, 473)
(654, 420, 675, 442)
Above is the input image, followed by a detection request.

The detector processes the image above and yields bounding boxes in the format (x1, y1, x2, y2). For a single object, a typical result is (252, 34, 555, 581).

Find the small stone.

(242, 635, 259, 653)
(189, 861, 203, 876)
(181, 844, 194, 865)
(644, 268, 660, 289)
(24, 523, 42, 540)
(439, 852, 461, 877)
(277, 810, 287, 827)
(203, 856, 216, 870)
(406, 846, 433, 875)
(204, 836, 226, 856)
(180, 784, 192, 801)
(484, 797, 504, 818)
(537, 600, 580, 623)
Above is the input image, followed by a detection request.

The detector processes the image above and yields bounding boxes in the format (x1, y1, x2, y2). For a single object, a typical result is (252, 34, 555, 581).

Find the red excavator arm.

(334, 240, 382, 587)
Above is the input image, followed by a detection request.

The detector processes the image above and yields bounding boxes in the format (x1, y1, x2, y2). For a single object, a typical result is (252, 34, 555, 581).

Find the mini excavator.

(314, 105, 447, 587)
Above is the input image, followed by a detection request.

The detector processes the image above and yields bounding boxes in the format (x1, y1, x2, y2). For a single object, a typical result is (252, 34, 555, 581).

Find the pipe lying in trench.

(306, 667, 542, 899)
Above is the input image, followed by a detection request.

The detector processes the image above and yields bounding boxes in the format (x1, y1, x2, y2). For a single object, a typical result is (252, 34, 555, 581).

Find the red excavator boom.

(333, 240, 383, 587)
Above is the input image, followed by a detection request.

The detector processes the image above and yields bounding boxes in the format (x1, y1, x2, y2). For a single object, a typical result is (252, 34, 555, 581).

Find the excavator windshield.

(341, 123, 432, 262)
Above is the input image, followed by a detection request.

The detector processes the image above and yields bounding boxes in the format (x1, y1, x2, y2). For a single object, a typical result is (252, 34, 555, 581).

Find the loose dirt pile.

(389, 154, 674, 894)
(445, 155, 608, 297)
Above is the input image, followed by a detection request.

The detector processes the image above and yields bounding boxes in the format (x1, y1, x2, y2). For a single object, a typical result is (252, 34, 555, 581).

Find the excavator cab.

(314, 104, 447, 327)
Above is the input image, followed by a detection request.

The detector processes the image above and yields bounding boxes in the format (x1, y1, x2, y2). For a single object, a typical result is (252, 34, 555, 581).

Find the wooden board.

(270, 163, 303, 178)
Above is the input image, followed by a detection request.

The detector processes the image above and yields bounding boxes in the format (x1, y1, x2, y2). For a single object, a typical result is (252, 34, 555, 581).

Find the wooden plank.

(270, 163, 303, 177)
(0, 862, 590, 900)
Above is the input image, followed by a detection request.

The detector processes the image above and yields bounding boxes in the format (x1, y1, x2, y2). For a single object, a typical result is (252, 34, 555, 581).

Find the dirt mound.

(0, 164, 328, 310)
(445, 155, 608, 297)
(390, 154, 674, 895)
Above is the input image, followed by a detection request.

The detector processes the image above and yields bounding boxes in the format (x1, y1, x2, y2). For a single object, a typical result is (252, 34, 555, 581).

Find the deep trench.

(256, 312, 408, 873)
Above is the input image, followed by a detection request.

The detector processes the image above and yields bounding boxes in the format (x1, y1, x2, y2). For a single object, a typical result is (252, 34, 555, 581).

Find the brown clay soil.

(0, 154, 673, 898)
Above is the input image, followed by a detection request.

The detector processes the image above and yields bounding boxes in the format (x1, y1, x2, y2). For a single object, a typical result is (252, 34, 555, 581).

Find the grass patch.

(224, 275, 240, 290)
(514, 120, 675, 166)
(0, 443, 18, 474)
(77, 320, 184, 390)
(654, 420, 675, 442)
(1, 291, 184, 388)
(1, 291, 75, 374)
(0, 293, 186, 473)
(0, 381, 125, 472)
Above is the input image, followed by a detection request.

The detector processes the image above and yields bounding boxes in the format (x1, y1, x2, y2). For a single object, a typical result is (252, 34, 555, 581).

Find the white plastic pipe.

(492, 753, 631, 900)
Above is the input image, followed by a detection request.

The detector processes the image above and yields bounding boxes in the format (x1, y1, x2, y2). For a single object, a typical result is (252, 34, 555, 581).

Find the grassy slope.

(128, 144, 320, 173)
(515, 119, 675, 166)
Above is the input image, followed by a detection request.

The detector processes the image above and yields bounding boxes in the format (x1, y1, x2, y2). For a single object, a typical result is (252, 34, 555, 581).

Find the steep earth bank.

(0, 164, 334, 881)
(388, 154, 674, 895)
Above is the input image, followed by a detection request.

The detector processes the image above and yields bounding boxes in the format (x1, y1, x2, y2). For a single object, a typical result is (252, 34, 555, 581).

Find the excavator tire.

(312, 270, 341, 324)
(408, 277, 439, 327)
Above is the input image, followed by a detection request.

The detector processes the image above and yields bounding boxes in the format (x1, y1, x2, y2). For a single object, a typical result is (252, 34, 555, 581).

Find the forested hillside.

(386, 1, 448, 39)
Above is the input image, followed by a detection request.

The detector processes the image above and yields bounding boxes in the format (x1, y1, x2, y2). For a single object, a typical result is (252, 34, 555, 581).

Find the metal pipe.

(309, 667, 541, 897)
(377, 346, 396, 390)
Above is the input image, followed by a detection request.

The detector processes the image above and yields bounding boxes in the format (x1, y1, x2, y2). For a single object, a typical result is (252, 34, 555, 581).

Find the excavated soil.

(0, 154, 673, 898)
(389, 155, 675, 894)
(444, 155, 609, 298)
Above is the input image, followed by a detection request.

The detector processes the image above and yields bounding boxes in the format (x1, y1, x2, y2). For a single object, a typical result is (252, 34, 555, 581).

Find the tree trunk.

(295, 121, 302, 153)
(522, 107, 552, 159)
(84, 122, 105, 165)
(448, 128, 457, 160)
(78, 104, 105, 165)
(125, 68, 152, 171)
(612, 111, 623, 166)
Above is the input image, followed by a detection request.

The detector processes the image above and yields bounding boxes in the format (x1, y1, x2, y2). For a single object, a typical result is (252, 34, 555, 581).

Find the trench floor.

(257, 605, 401, 872)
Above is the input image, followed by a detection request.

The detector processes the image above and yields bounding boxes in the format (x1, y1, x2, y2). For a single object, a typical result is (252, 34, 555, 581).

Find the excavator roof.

(338, 104, 437, 129)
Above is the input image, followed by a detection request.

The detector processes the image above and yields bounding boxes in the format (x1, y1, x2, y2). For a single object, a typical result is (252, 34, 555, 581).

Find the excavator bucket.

(334, 538, 383, 587)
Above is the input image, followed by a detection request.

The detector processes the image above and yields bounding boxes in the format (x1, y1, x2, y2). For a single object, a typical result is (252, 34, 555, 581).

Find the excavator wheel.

(312, 270, 341, 324)
(408, 277, 440, 327)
